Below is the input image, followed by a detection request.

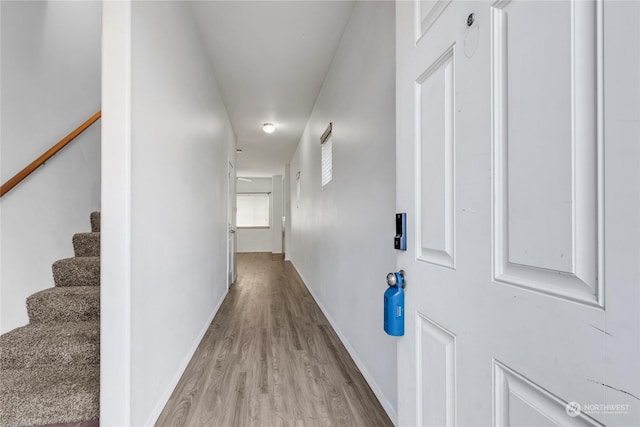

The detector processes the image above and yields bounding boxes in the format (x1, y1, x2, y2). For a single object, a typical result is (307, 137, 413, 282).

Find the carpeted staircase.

(0, 212, 101, 427)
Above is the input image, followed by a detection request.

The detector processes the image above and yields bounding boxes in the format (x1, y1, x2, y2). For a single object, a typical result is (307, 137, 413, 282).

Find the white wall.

(288, 0, 397, 421)
(236, 228, 271, 252)
(236, 177, 273, 253)
(101, 1, 236, 425)
(0, 1, 101, 333)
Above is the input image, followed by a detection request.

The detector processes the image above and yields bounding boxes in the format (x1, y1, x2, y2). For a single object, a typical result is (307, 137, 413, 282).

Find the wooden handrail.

(0, 111, 102, 198)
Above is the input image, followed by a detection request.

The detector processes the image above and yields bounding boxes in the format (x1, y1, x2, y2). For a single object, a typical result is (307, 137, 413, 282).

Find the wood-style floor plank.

(156, 253, 392, 427)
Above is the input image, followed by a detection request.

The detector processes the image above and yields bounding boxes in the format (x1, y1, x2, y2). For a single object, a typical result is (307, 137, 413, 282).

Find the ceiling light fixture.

(262, 123, 275, 134)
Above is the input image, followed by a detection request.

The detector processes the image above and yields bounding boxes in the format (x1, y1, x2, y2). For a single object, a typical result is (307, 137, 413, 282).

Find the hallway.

(156, 253, 393, 426)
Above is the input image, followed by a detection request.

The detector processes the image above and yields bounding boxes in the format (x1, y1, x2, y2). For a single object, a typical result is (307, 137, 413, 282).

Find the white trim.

(290, 260, 398, 426)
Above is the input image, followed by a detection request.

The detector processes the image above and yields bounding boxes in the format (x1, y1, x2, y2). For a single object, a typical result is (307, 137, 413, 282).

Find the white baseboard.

(144, 288, 227, 426)
(289, 260, 398, 426)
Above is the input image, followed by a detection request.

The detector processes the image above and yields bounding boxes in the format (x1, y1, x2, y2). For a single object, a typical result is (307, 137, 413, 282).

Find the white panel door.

(396, 1, 639, 426)
(228, 161, 237, 286)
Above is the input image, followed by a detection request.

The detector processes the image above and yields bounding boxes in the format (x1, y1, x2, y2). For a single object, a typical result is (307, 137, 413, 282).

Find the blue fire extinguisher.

(384, 270, 405, 336)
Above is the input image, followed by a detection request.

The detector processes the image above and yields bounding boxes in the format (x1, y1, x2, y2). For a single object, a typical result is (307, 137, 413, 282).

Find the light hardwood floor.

(156, 252, 393, 427)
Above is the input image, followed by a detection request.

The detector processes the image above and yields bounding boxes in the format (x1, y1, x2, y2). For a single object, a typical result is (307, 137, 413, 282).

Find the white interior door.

(396, 1, 639, 426)
(228, 161, 237, 286)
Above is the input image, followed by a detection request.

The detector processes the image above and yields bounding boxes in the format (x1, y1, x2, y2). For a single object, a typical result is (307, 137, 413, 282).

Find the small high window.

(321, 123, 333, 187)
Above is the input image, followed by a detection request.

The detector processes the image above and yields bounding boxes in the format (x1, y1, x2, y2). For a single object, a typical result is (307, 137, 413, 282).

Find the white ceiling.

(190, 1, 355, 178)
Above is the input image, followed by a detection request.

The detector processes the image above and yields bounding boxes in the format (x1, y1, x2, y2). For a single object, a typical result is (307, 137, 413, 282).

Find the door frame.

(227, 160, 237, 288)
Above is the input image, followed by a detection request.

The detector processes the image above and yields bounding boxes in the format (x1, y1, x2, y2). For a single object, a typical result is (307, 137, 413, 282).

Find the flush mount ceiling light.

(262, 123, 275, 134)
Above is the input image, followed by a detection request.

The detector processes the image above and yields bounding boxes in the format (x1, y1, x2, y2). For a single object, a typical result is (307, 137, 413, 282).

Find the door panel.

(503, 0, 574, 275)
(492, 0, 601, 305)
(494, 361, 603, 427)
(396, 1, 639, 426)
(417, 314, 456, 427)
(416, 47, 456, 268)
(418, 0, 453, 41)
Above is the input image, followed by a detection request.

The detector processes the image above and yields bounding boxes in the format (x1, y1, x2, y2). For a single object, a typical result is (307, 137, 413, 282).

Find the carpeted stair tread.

(27, 287, 100, 323)
(0, 211, 100, 426)
(90, 211, 100, 233)
(0, 321, 99, 370)
(52, 257, 100, 287)
(0, 364, 99, 426)
(72, 233, 100, 258)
